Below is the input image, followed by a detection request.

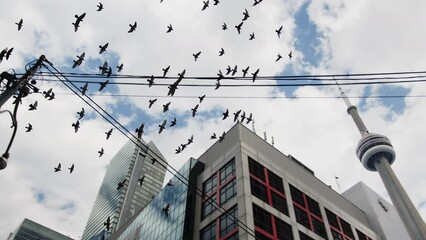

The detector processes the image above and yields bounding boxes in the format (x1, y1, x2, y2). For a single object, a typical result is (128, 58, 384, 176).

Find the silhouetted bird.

(5, 48, 14, 60)
(199, 95, 206, 103)
(151, 158, 157, 164)
(163, 102, 171, 112)
(99, 43, 109, 54)
(135, 123, 144, 138)
(128, 21, 137, 33)
(98, 147, 104, 157)
(241, 111, 246, 122)
(25, 123, 33, 132)
(72, 52, 85, 68)
(213, 0, 220, 5)
(54, 163, 61, 172)
(166, 24, 173, 33)
(249, 33, 255, 40)
(219, 131, 225, 142)
(181, 143, 187, 151)
(226, 65, 232, 75)
(217, 69, 224, 80)
(191, 104, 199, 117)
(222, 23, 227, 30)
(72, 21, 81, 32)
(242, 66, 249, 77)
(104, 217, 111, 231)
(117, 63, 123, 72)
(72, 12, 86, 32)
(276, 53, 282, 62)
(72, 120, 80, 133)
(99, 61, 109, 74)
(222, 109, 229, 120)
(117, 179, 126, 190)
(233, 109, 241, 122)
(175, 146, 181, 154)
(231, 65, 238, 76)
(97, 2, 104, 11)
(68, 164, 75, 174)
(167, 179, 174, 186)
(138, 176, 145, 186)
(105, 128, 113, 139)
(251, 68, 260, 82)
(276, 26, 283, 38)
(43, 88, 53, 99)
(288, 50, 293, 60)
(202, 0, 209, 11)
(246, 113, 253, 124)
(0, 48, 7, 62)
(235, 22, 243, 34)
(170, 117, 177, 127)
(15, 18, 23, 31)
(187, 135, 194, 145)
(163, 204, 170, 217)
(81, 83, 88, 96)
(215, 80, 221, 90)
(99, 80, 109, 91)
(162, 65, 170, 77)
(148, 98, 157, 108)
(193, 51, 201, 61)
(28, 101, 38, 111)
(242, 9, 250, 21)
(158, 119, 167, 134)
(253, 0, 263, 6)
(210, 133, 217, 139)
(219, 48, 225, 56)
(147, 76, 154, 87)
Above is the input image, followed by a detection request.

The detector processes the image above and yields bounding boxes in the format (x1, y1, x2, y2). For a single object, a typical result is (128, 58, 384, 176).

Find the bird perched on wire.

(105, 128, 113, 139)
(25, 123, 33, 132)
(72, 120, 80, 133)
(128, 21, 137, 33)
(147, 76, 154, 87)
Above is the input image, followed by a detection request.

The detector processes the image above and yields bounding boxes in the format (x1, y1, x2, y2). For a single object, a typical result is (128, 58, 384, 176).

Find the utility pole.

(0, 55, 45, 108)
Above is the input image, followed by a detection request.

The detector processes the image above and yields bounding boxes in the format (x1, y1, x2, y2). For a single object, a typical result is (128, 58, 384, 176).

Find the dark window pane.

(307, 197, 322, 218)
(202, 194, 217, 219)
(221, 159, 236, 184)
(220, 179, 237, 204)
(312, 217, 327, 239)
(289, 185, 305, 207)
(356, 229, 371, 240)
(220, 206, 238, 237)
(252, 204, 273, 234)
(201, 222, 216, 240)
(299, 231, 314, 240)
(225, 232, 239, 240)
(294, 206, 310, 230)
(250, 177, 268, 203)
(275, 217, 293, 240)
(248, 157, 265, 181)
(255, 231, 273, 240)
(271, 191, 288, 216)
(268, 170, 284, 193)
(332, 229, 344, 240)
(325, 208, 340, 229)
(203, 175, 217, 196)
(340, 218, 354, 239)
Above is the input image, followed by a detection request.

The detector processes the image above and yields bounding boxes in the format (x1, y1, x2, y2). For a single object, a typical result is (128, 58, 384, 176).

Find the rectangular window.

(220, 206, 238, 237)
(203, 175, 217, 196)
(289, 185, 304, 206)
(255, 231, 273, 240)
(312, 217, 327, 239)
(220, 159, 236, 184)
(271, 191, 288, 215)
(340, 219, 354, 239)
(201, 222, 216, 240)
(299, 231, 314, 240)
(275, 216, 293, 240)
(294, 206, 310, 229)
(220, 179, 237, 205)
(202, 194, 217, 219)
(248, 157, 265, 181)
(307, 197, 322, 218)
(250, 177, 268, 202)
(268, 169, 284, 193)
(325, 209, 339, 229)
(356, 229, 372, 240)
(326, 208, 354, 240)
(253, 204, 273, 234)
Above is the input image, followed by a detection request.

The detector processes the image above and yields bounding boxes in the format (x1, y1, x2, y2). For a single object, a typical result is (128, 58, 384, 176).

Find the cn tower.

(338, 85, 426, 240)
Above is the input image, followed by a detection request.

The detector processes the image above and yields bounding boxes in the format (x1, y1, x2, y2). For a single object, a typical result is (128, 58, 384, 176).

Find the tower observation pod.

(337, 84, 426, 240)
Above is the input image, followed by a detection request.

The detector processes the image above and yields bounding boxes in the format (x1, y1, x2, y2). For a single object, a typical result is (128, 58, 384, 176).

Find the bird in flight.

(25, 123, 33, 132)
(199, 95, 206, 103)
(276, 26, 283, 38)
(251, 68, 260, 82)
(162, 65, 170, 77)
(242, 66, 249, 78)
(5, 48, 13, 60)
(99, 80, 109, 91)
(193, 51, 201, 61)
(68, 164, 75, 174)
(163, 203, 170, 217)
(242, 9, 250, 21)
(276, 53, 282, 62)
(249, 33, 255, 40)
(170, 117, 177, 127)
(148, 98, 157, 108)
(191, 104, 199, 117)
(151, 158, 157, 164)
(73, 13, 86, 32)
(147, 76, 154, 87)
(210, 133, 217, 139)
(80, 83, 88, 96)
(219, 131, 226, 142)
(233, 109, 242, 122)
(166, 24, 173, 33)
(241, 111, 246, 122)
(187, 135, 194, 145)
(117, 179, 126, 190)
(15, 18, 23, 31)
(175, 146, 182, 154)
(97, 2, 104, 11)
(163, 102, 171, 112)
(0, 48, 8, 63)
(104, 217, 111, 231)
(288, 50, 293, 60)
(253, 0, 263, 6)
(99, 43, 109, 54)
(117, 63, 123, 72)
(72, 52, 85, 68)
(28, 101, 38, 111)
(135, 123, 144, 138)
(105, 128, 113, 140)
(98, 148, 104, 157)
(222, 109, 229, 120)
(43, 88, 53, 99)
(138, 176, 145, 186)
(72, 120, 80, 133)
(219, 48, 225, 56)
(99, 61, 109, 74)
(202, 0, 209, 11)
(158, 119, 167, 134)
(235, 22, 243, 34)
(128, 21, 137, 33)
(225, 65, 232, 75)
(231, 65, 238, 76)
(246, 113, 253, 124)
(215, 80, 221, 90)
(222, 23, 227, 30)
(167, 179, 174, 186)
(54, 163, 61, 172)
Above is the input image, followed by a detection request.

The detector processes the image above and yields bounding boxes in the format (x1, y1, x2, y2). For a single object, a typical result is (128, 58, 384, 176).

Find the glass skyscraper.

(81, 138, 167, 240)
(7, 218, 73, 240)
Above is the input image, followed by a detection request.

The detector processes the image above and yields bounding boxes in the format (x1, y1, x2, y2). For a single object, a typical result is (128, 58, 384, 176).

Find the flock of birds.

(2, 0, 293, 234)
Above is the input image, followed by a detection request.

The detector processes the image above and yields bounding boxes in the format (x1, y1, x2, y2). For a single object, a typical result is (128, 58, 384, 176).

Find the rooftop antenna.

(263, 132, 267, 141)
(252, 121, 256, 134)
(336, 79, 426, 239)
(334, 174, 341, 192)
(271, 136, 275, 146)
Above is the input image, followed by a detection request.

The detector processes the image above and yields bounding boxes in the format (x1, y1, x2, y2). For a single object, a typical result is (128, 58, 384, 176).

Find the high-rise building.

(106, 123, 416, 240)
(7, 218, 73, 240)
(81, 138, 167, 240)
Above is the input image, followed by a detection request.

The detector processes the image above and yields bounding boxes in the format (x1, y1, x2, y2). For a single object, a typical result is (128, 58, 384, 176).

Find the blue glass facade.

(7, 218, 73, 240)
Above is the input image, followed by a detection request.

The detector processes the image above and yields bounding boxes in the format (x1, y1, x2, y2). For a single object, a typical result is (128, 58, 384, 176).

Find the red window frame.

(325, 208, 355, 240)
(252, 204, 293, 240)
(201, 205, 239, 240)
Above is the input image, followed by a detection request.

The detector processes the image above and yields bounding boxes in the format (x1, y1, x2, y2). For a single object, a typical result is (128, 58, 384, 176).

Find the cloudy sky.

(1, 0, 426, 238)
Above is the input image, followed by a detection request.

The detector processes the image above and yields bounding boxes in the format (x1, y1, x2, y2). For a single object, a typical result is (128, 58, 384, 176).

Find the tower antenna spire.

(336, 79, 426, 239)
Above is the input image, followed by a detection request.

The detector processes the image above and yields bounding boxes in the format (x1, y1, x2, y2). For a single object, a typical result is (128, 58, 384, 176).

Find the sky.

(1, 0, 426, 238)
